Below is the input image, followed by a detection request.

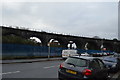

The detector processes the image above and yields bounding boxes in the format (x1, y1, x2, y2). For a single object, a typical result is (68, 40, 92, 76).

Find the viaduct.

(1, 26, 120, 53)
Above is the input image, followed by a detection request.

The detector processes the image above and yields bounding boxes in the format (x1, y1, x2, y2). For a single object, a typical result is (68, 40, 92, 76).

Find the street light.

(48, 39, 60, 59)
(100, 39, 106, 53)
(100, 39, 103, 51)
(113, 39, 117, 52)
(48, 42, 51, 59)
(47, 39, 54, 59)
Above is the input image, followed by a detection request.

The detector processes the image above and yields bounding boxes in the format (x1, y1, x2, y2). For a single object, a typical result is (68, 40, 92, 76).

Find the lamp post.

(101, 39, 105, 53)
(48, 43, 50, 59)
(113, 39, 117, 52)
(47, 39, 54, 59)
(100, 39, 103, 51)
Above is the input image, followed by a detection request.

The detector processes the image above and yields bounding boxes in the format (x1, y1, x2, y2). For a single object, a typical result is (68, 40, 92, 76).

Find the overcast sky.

(1, 0, 119, 39)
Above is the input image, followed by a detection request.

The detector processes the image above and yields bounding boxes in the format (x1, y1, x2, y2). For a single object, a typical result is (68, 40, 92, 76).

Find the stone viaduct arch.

(2, 26, 120, 53)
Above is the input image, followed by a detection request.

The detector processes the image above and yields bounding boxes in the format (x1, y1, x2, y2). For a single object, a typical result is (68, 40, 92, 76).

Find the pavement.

(0, 55, 115, 64)
(0, 57, 63, 64)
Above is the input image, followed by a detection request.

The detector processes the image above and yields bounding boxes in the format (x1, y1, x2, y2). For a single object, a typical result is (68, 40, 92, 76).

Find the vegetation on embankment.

(2, 35, 62, 47)
(2, 35, 41, 46)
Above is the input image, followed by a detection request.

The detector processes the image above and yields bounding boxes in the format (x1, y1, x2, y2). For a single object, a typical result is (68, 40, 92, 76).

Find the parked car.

(103, 56, 120, 72)
(92, 52, 110, 57)
(109, 52, 114, 55)
(102, 52, 108, 56)
(114, 53, 120, 58)
(106, 52, 110, 56)
(92, 52, 103, 57)
(81, 52, 90, 56)
(58, 56, 109, 80)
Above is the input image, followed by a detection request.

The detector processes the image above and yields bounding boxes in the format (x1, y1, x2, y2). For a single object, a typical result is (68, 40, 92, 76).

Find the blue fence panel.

(2, 43, 113, 58)
(77, 48, 112, 54)
(50, 47, 66, 56)
(2, 44, 66, 58)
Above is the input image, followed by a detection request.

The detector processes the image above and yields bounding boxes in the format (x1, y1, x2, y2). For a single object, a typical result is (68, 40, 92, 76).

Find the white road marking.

(44, 66, 55, 69)
(0, 71, 20, 75)
(43, 65, 60, 69)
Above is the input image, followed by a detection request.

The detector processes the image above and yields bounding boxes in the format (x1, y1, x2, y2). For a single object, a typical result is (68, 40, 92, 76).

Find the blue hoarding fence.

(2, 44, 66, 58)
(77, 48, 113, 54)
(2, 43, 113, 59)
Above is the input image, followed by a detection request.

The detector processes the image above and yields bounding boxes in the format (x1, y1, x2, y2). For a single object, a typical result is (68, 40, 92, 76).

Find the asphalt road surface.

(2, 60, 63, 78)
(1, 60, 120, 80)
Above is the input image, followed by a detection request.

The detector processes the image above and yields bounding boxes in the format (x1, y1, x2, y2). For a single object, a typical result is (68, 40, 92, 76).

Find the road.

(1, 60, 120, 80)
(2, 60, 63, 78)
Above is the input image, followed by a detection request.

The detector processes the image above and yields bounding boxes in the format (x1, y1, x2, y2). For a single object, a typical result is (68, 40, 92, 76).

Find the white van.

(62, 49, 79, 59)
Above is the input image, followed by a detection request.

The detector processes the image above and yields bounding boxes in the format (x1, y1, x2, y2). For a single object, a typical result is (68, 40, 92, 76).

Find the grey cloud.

(2, 2, 118, 39)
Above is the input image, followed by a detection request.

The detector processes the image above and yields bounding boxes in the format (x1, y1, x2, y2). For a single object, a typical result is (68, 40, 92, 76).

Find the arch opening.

(67, 41, 77, 49)
(86, 41, 99, 50)
(29, 37, 42, 46)
(47, 39, 61, 47)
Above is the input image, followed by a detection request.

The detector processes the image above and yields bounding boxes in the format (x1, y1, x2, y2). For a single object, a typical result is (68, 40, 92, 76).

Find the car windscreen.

(65, 57, 87, 67)
(103, 57, 117, 63)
